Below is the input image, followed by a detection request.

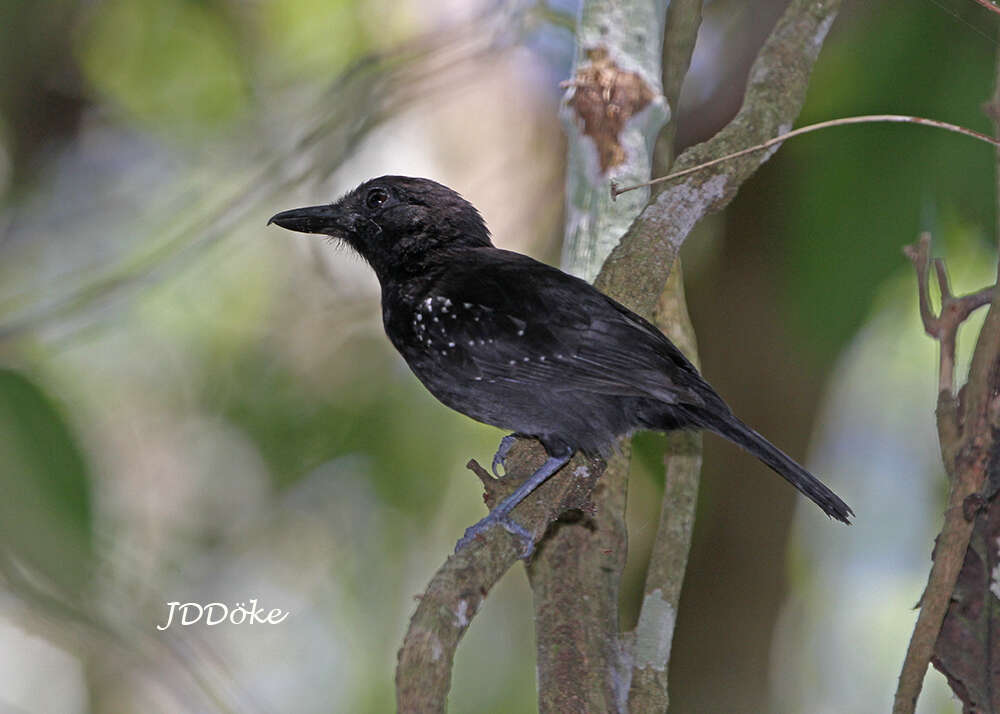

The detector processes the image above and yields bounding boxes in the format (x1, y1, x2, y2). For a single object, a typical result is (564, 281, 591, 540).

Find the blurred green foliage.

(79, 0, 249, 132)
(0, 368, 92, 596)
(205, 344, 472, 512)
(259, 0, 372, 76)
(766, 1, 994, 362)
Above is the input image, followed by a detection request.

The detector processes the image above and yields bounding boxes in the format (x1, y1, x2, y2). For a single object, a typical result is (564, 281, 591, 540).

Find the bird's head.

(268, 176, 493, 281)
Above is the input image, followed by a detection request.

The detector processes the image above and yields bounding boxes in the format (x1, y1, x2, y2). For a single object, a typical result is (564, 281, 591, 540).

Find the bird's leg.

(491, 434, 519, 477)
(455, 454, 571, 557)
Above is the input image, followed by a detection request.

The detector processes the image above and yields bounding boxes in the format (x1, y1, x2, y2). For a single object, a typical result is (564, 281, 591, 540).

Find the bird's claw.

(455, 512, 535, 558)
(492, 434, 518, 478)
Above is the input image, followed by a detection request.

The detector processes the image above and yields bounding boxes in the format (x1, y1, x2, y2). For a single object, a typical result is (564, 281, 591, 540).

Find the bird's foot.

(491, 434, 518, 478)
(456, 453, 570, 558)
(455, 511, 535, 558)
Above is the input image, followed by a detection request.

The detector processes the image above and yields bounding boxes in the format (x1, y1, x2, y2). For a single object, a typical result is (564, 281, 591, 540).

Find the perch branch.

(396, 442, 602, 714)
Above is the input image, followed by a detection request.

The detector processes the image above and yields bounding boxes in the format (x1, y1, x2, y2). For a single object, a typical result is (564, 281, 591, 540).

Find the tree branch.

(627, 264, 702, 710)
(598, 0, 842, 316)
(527, 0, 672, 707)
(528, 449, 631, 713)
(893, 233, 998, 713)
(625, 2, 702, 709)
(893, 38, 1000, 711)
(395, 443, 602, 713)
(623, 2, 843, 709)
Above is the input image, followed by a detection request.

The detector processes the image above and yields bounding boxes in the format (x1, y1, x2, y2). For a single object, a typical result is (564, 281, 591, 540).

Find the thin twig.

(611, 115, 1000, 198)
(972, 0, 1000, 17)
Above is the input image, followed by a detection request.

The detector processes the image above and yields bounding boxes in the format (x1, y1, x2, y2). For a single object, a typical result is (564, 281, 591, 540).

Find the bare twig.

(612, 115, 1000, 199)
(972, 0, 1000, 17)
(902, 233, 993, 394)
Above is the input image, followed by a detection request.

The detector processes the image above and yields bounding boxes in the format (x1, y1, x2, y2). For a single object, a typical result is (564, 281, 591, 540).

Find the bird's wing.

(423, 249, 707, 406)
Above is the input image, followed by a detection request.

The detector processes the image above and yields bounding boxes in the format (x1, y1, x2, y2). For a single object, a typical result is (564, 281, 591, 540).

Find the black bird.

(269, 176, 852, 551)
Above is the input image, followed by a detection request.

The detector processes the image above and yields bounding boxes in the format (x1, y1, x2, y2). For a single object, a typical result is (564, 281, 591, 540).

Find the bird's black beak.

(267, 204, 359, 237)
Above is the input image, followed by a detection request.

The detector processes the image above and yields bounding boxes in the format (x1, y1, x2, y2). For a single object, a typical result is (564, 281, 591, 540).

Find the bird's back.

(380, 247, 719, 455)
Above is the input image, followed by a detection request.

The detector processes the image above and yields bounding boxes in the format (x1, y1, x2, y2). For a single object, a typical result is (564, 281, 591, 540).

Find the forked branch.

(902, 233, 992, 395)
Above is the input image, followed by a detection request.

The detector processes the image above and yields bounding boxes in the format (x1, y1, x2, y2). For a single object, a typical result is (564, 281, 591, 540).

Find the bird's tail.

(691, 408, 853, 524)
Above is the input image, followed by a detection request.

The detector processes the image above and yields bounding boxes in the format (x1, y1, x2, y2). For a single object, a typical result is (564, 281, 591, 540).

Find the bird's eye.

(366, 187, 389, 209)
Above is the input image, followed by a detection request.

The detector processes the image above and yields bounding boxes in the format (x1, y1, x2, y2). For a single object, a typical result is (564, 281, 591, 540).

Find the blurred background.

(0, 0, 996, 711)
